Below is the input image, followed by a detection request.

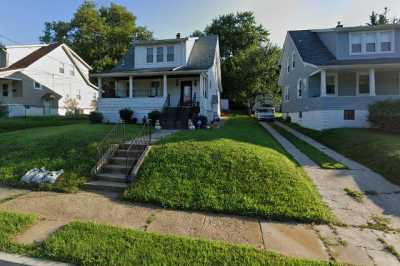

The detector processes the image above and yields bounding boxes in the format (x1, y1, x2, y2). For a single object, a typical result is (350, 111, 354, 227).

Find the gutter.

(91, 69, 207, 78)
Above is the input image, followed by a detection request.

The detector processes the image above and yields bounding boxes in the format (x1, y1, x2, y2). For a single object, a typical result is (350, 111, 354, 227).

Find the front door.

(180, 81, 192, 106)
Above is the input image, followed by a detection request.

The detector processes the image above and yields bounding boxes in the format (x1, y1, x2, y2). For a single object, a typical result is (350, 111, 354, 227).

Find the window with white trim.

(284, 86, 289, 101)
(326, 74, 337, 95)
(59, 63, 65, 74)
(297, 79, 302, 98)
(350, 31, 394, 55)
(357, 73, 370, 95)
(167, 46, 174, 62)
(380, 31, 393, 52)
(157, 47, 164, 62)
(287, 57, 290, 73)
(34, 81, 42, 90)
(292, 52, 296, 69)
(146, 48, 153, 63)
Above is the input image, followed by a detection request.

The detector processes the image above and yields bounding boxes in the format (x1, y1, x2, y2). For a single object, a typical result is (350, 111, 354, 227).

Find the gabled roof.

(288, 30, 336, 66)
(0, 43, 61, 72)
(101, 35, 218, 75)
(183, 35, 218, 70)
(289, 27, 400, 67)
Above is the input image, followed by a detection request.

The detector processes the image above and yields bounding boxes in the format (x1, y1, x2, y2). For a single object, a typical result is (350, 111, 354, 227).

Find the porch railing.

(91, 123, 126, 177)
(125, 121, 152, 181)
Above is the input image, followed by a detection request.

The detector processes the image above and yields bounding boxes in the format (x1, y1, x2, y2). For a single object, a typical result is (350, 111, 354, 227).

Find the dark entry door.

(180, 81, 193, 106)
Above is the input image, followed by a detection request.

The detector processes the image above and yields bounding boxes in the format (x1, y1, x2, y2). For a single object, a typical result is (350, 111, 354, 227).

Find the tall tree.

(40, 0, 152, 72)
(203, 11, 279, 108)
(205, 11, 269, 59)
(367, 7, 398, 26)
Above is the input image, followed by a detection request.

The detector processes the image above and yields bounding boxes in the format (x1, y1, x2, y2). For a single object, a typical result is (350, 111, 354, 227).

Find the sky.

(1, 0, 400, 47)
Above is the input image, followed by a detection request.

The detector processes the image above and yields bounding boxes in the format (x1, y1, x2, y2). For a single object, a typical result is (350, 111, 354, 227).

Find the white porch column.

(320, 70, 327, 97)
(163, 74, 168, 98)
(369, 68, 376, 96)
(129, 76, 133, 98)
(97, 77, 102, 98)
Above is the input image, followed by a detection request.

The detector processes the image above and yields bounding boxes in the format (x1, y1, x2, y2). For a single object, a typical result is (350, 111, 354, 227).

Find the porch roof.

(91, 67, 206, 78)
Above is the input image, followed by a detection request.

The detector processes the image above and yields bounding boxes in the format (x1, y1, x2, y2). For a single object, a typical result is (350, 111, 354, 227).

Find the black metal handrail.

(125, 121, 152, 181)
(91, 123, 126, 177)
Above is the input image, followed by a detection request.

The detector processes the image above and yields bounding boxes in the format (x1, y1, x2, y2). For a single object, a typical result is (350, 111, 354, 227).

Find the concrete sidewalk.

(260, 122, 400, 266)
(0, 252, 70, 266)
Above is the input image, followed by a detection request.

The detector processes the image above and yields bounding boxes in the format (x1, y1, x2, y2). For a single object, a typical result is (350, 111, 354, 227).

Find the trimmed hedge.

(369, 100, 400, 132)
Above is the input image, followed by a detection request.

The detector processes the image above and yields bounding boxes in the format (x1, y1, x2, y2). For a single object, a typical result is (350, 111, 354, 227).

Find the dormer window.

(146, 48, 154, 63)
(350, 33, 362, 54)
(157, 47, 164, 62)
(380, 31, 393, 52)
(350, 31, 394, 55)
(167, 46, 174, 62)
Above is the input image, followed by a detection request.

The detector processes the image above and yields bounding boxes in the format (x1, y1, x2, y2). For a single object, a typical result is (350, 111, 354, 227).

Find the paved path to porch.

(260, 121, 400, 266)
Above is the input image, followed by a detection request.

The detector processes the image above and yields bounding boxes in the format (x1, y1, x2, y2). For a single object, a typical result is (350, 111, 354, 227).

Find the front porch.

(309, 67, 400, 98)
(96, 72, 208, 123)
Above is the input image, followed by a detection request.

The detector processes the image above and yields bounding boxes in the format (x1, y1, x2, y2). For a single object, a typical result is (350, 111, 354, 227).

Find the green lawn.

(0, 116, 88, 133)
(270, 123, 347, 169)
(0, 212, 338, 266)
(282, 121, 400, 186)
(0, 124, 141, 192)
(124, 116, 334, 223)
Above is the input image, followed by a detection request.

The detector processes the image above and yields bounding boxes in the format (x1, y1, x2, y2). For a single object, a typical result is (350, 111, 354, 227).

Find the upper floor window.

(297, 79, 302, 98)
(34, 81, 42, 90)
(284, 86, 289, 101)
(146, 48, 153, 63)
(167, 46, 174, 62)
(350, 31, 394, 55)
(292, 53, 296, 69)
(59, 63, 65, 74)
(380, 31, 393, 52)
(70, 66, 75, 76)
(287, 57, 290, 73)
(157, 47, 164, 62)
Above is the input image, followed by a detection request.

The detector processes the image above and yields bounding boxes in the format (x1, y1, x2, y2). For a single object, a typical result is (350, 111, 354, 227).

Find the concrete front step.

(114, 149, 143, 158)
(84, 180, 128, 192)
(109, 157, 137, 165)
(102, 164, 129, 175)
(96, 173, 127, 183)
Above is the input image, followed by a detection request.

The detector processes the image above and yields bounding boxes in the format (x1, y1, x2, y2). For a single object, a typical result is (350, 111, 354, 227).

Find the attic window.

(292, 53, 296, 69)
(146, 48, 153, 63)
(70, 66, 75, 76)
(167, 46, 174, 62)
(34, 81, 42, 90)
(59, 63, 65, 74)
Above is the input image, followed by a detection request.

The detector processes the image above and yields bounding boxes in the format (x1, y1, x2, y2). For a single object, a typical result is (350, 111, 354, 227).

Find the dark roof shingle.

(288, 30, 336, 66)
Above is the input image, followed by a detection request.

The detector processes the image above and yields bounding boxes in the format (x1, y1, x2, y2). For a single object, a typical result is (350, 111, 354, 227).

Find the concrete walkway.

(0, 252, 70, 266)
(261, 122, 400, 266)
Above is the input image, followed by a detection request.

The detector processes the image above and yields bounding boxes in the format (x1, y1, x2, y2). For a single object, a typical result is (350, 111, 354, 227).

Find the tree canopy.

(367, 7, 399, 26)
(205, 11, 269, 59)
(40, 0, 152, 72)
(198, 12, 281, 108)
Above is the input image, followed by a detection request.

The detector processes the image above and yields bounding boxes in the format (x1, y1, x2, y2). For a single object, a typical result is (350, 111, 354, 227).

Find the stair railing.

(125, 120, 152, 181)
(91, 122, 126, 177)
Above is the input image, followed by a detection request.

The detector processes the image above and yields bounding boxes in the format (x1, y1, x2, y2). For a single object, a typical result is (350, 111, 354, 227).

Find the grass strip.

(271, 123, 347, 170)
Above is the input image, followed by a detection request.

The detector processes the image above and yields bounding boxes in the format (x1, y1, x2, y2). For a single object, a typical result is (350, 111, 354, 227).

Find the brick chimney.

(176, 33, 181, 39)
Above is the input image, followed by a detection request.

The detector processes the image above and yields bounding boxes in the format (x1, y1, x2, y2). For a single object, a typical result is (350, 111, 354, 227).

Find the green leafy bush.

(0, 105, 7, 118)
(88, 112, 103, 124)
(119, 108, 134, 123)
(148, 110, 161, 125)
(369, 100, 400, 132)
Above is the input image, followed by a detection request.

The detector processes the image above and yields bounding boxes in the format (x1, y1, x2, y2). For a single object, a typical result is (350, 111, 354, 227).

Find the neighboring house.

(92, 34, 222, 123)
(279, 23, 400, 130)
(0, 43, 98, 117)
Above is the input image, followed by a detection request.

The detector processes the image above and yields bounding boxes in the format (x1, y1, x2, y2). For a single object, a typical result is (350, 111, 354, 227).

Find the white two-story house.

(279, 23, 400, 130)
(0, 43, 98, 116)
(92, 34, 222, 124)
